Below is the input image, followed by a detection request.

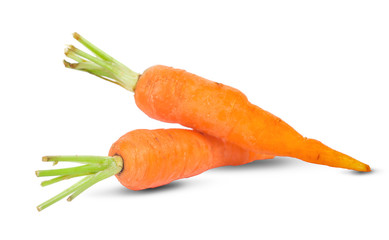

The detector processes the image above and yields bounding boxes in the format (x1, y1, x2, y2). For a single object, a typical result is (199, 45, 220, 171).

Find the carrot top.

(35, 155, 123, 211)
(64, 33, 139, 92)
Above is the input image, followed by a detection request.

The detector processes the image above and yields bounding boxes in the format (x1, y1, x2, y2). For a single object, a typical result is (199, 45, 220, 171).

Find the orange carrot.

(36, 129, 273, 211)
(64, 33, 370, 172)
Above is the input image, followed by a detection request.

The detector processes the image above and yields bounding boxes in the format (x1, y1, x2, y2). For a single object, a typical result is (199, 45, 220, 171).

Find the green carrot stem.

(64, 49, 86, 63)
(43, 155, 112, 165)
(68, 162, 121, 201)
(36, 164, 107, 177)
(36, 155, 123, 211)
(64, 32, 140, 92)
(41, 174, 93, 187)
(73, 32, 114, 62)
(63, 60, 121, 86)
(67, 45, 113, 70)
(37, 175, 95, 211)
(64, 61, 114, 78)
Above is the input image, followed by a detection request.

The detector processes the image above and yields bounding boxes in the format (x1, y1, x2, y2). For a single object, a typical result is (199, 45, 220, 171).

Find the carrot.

(36, 129, 274, 211)
(64, 33, 371, 172)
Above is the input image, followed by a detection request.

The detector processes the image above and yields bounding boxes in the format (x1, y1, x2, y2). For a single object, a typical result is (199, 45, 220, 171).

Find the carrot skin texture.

(135, 65, 370, 172)
(109, 129, 273, 190)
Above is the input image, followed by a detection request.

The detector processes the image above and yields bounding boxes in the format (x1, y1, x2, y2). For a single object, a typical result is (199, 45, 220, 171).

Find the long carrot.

(36, 129, 274, 211)
(64, 33, 370, 172)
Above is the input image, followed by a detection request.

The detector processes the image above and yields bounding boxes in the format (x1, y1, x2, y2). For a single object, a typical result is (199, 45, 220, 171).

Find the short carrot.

(64, 33, 371, 172)
(36, 129, 274, 211)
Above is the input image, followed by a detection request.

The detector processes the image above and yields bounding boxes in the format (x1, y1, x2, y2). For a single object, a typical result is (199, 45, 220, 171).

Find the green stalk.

(41, 174, 92, 187)
(67, 166, 118, 201)
(36, 164, 107, 177)
(36, 155, 123, 211)
(64, 33, 140, 92)
(42, 155, 113, 165)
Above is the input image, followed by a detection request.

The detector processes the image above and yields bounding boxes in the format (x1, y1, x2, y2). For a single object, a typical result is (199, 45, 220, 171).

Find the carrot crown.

(64, 33, 139, 92)
(35, 155, 123, 211)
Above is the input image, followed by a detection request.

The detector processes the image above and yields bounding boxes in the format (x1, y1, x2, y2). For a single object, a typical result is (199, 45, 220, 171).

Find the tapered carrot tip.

(357, 162, 371, 172)
(342, 155, 371, 172)
(337, 156, 371, 172)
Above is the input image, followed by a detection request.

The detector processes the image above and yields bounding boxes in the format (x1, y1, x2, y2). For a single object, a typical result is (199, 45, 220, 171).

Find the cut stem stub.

(64, 33, 140, 92)
(36, 155, 123, 211)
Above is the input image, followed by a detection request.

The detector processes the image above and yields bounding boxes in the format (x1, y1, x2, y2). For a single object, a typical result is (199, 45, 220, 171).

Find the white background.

(1, 1, 388, 239)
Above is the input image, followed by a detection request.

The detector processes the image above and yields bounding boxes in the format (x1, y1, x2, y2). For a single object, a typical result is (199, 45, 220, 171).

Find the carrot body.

(135, 65, 370, 172)
(37, 128, 273, 210)
(64, 34, 370, 172)
(109, 129, 273, 190)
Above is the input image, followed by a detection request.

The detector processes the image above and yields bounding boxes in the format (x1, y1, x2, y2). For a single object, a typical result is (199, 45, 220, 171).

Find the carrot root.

(36, 155, 123, 211)
(64, 34, 371, 173)
(64, 33, 139, 92)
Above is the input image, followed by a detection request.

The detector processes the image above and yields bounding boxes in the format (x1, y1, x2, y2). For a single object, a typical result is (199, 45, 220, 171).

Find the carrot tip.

(352, 163, 371, 172)
(364, 164, 371, 172)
